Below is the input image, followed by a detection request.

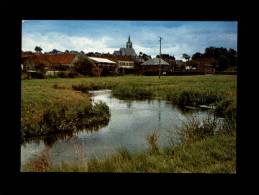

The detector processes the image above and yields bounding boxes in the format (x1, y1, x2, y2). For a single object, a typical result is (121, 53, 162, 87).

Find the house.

(139, 57, 170, 75)
(89, 54, 136, 74)
(87, 57, 117, 75)
(88, 57, 116, 66)
(21, 53, 76, 72)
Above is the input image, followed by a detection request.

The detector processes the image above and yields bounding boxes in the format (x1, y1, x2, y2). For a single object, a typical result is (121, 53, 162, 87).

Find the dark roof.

(141, 58, 169, 66)
(113, 48, 137, 56)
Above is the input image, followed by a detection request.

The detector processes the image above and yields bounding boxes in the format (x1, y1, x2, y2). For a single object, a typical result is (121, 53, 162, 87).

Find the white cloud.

(22, 32, 115, 53)
(22, 22, 237, 60)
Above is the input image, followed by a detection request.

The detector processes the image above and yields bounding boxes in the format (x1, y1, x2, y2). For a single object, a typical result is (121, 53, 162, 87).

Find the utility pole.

(159, 36, 162, 79)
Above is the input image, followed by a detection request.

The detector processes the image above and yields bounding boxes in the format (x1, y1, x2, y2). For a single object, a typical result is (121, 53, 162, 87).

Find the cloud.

(22, 21, 237, 59)
(22, 32, 116, 53)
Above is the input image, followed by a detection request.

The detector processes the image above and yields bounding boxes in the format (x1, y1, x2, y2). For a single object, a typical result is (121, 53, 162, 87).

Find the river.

(21, 89, 211, 167)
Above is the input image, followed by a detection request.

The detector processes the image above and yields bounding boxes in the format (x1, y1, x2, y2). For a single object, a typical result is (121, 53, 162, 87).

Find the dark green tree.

(34, 46, 43, 53)
(192, 52, 203, 60)
(182, 53, 190, 61)
(72, 55, 96, 75)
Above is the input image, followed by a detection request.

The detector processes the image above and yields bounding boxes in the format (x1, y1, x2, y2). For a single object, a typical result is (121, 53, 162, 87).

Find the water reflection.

(21, 90, 211, 166)
(22, 122, 110, 147)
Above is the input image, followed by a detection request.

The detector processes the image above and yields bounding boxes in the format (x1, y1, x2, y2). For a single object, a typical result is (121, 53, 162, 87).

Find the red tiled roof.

(21, 53, 76, 65)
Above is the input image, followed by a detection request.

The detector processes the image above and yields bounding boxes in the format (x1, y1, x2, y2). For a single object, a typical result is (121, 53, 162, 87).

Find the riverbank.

(21, 75, 236, 172)
(22, 123, 236, 173)
(21, 80, 110, 143)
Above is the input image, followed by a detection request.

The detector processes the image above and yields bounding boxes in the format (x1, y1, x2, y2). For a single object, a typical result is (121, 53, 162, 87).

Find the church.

(113, 35, 137, 57)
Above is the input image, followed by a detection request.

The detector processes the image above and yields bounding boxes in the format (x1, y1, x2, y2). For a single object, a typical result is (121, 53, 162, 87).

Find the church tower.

(126, 35, 132, 49)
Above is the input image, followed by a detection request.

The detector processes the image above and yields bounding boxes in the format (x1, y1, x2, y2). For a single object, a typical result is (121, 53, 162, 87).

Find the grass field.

(23, 75, 236, 111)
(21, 75, 237, 172)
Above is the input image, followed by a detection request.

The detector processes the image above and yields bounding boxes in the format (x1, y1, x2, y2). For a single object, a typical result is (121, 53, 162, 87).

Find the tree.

(72, 55, 98, 76)
(182, 53, 190, 61)
(192, 52, 203, 60)
(34, 46, 42, 53)
(139, 52, 151, 60)
(157, 54, 175, 61)
(217, 55, 230, 71)
(186, 60, 198, 67)
(51, 49, 61, 54)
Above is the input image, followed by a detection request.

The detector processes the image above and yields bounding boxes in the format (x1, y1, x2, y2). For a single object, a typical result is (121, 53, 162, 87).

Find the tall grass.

(146, 131, 160, 154)
(22, 147, 52, 172)
(167, 90, 222, 107)
(180, 114, 236, 143)
(22, 113, 236, 173)
(22, 75, 236, 172)
(21, 100, 110, 143)
(72, 81, 115, 92)
(112, 85, 153, 99)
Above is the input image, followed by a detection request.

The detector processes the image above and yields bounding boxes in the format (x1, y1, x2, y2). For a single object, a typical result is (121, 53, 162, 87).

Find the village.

(21, 20, 237, 173)
(21, 35, 237, 79)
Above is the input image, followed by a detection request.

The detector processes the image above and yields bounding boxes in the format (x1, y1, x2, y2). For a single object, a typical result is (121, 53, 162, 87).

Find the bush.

(57, 70, 79, 78)
(72, 55, 97, 76)
(30, 71, 46, 79)
(21, 72, 30, 80)
(215, 99, 236, 119)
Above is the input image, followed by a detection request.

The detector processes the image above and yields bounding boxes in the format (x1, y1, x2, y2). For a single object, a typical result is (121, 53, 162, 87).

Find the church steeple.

(126, 35, 132, 48)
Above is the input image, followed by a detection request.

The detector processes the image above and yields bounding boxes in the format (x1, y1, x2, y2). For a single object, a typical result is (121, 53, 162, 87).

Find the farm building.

(90, 54, 136, 74)
(139, 57, 171, 75)
(116, 60, 135, 73)
(21, 53, 76, 72)
(21, 52, 118, 76)
(87, 57, 117, 75)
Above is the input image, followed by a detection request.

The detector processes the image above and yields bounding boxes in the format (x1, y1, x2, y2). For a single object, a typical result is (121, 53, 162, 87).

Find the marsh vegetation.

(21, 75, 236, 173)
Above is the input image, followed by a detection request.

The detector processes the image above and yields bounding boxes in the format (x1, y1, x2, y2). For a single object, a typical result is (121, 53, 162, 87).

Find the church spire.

(126, 35, 132, 48)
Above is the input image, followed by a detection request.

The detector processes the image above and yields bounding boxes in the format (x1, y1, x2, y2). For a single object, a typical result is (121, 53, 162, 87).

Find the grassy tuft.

(146, 131, 160, 154)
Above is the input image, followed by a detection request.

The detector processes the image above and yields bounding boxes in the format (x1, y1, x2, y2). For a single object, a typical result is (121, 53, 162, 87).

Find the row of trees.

(32, 46, 86, 55)
(190, 47, 237, 71)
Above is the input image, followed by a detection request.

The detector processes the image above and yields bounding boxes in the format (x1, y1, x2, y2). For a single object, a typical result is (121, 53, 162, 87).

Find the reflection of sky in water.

(21, 90, 210, 167)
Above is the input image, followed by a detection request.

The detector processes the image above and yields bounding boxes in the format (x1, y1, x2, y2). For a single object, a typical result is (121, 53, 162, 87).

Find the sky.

(22, 20, 237, 60)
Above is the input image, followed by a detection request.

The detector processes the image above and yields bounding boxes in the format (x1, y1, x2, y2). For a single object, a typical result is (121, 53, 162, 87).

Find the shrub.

(215, 99, 236, 119)
(29, 71, 45, 79)
(72, 55, 98, 76)
(56, 70, 79, 78)
(21, 72, 30, 80)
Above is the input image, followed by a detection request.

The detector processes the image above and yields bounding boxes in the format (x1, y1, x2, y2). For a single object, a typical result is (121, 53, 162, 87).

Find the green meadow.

(21, 75, 237, 172)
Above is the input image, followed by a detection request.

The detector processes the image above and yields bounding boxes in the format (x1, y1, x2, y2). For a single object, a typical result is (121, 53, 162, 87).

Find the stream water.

(21, 89, 211, 167)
